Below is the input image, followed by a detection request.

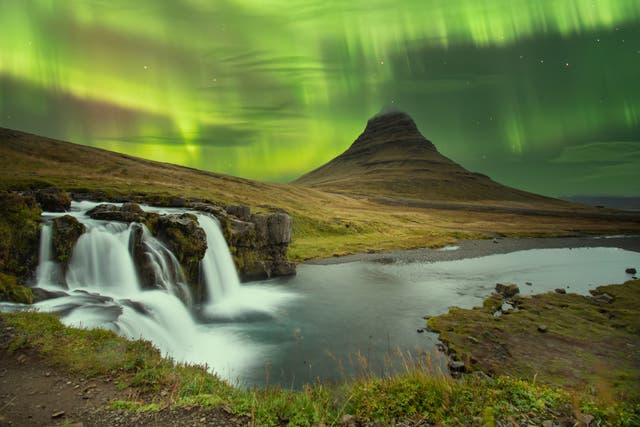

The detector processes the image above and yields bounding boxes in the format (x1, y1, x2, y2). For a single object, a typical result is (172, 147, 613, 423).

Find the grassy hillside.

(2, 127, 639, 261)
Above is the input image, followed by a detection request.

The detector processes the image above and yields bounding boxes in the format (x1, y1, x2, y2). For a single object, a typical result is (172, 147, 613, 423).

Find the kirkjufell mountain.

(295, 111, 563, 205)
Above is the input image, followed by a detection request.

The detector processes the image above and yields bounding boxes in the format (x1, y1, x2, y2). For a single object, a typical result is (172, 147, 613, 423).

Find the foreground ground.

(2, 281, 639, 426)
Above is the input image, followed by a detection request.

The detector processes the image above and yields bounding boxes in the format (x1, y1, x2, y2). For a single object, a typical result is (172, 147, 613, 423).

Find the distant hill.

(562, 196, 640, 211)
(295, 112, 568, 207)
(2, 124, 639, 261)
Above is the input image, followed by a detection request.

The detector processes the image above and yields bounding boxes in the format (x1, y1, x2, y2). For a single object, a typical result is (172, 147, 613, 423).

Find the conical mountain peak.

(350, 111, 436, 152)
(295, 112, 555, 204)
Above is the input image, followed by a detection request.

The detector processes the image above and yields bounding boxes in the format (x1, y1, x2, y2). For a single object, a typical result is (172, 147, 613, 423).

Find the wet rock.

(155, 213, 207, 296)
(35, 188, 71, 212)
(626, 267, 637, 274)
(501, 302, 514, 312)
(525, 281, 533, 286)
(495, 282, 519, 298)
(51, 410, 65, 418)
(555, 288, 566, 294)
(417, 328, 425, 333)
(52, 215, 86, 272)
(191, 202, 296, 282)
(449, 360, 466, 372)
(128, 223, 157, 290)
(592, 293, 614, 304)
(31, 287, 67, 303)
(87, 202, 150, 224)
(538, 324, 548, 333)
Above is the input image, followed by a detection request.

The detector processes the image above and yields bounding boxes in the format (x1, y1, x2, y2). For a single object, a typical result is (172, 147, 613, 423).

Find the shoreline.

(305, 234, 640, 265)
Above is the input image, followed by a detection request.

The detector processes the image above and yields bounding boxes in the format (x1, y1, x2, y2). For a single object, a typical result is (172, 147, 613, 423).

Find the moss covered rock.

(35, 188, 71, 212)
(154, 214, 207, 296)
(0, 272, 33, 304)
(0, 191, 42, 283)
(52, 215, 86, 272)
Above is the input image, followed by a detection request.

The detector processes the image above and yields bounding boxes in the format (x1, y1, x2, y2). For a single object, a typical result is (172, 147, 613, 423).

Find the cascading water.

(65, 222, 140, 296)
(27, 202, 293, 380)
(197, 214, 241, 302)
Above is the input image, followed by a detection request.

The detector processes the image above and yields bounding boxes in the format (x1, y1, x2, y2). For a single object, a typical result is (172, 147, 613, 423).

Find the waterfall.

(36, 223, 63, 289)
(24, 201, 284, 379)
(66, 222, 140, 297)
(196, 214, 241, 303)
(137, 225, 192, 306)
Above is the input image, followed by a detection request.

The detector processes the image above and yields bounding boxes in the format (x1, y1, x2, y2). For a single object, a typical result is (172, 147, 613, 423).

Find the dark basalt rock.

(35, 188, 71, 212)
(154, 213, 207, 298)
(87, 202, 149, 223)
(191, 202, 296, 282)
(51, 215, 86, 273)
(129, 223, 158, 291)
(495, 282, 520, 298)
(226, 205, 251, 221)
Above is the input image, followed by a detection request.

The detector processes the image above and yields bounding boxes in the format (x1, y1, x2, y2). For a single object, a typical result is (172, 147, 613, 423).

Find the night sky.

(1, 1, 639, 197)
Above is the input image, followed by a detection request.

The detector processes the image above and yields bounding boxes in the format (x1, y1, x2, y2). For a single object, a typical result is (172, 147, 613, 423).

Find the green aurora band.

(1, 0, 639, 196)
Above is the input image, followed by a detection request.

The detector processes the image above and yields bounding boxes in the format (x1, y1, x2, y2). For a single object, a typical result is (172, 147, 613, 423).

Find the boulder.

(87, 202, 149, 223)
(35, 188, 71, 212)
(495, 282, 519, 298)
(31, 286, 67, 303)
(626, 267, 637, 275)
(554, 288, 566, 294)
(51, 215, 86, 273)
(538, 324, 548, 333)
(592, 293, 614, 304)
(154, 213, 207, 295)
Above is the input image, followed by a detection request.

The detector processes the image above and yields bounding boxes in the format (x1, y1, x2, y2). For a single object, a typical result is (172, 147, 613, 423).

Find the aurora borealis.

(1, 1, 639, 196)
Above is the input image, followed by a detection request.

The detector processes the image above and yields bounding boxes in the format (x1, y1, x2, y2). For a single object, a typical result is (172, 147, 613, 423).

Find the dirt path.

(0, 340, 248, 426)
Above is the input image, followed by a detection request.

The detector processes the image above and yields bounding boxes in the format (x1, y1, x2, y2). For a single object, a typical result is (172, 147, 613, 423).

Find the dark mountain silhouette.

(295, 111, 566, 206)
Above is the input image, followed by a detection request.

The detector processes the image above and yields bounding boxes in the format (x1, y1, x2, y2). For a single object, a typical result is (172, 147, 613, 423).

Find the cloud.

(551, 141, 640, 164)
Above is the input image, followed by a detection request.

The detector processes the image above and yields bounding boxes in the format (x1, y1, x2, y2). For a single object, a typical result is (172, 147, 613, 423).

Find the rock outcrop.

(495, 282, 520, 298)
(154, 213, 207, 290)
(88, 202, 151, 224)
(51, 215, 86, 273)
(35, 188, 71, 212)
(191, 202, 296, 281)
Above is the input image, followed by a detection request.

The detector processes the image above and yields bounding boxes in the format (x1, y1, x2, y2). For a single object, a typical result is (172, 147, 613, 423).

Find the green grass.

(2, 308, 638, 426)
(428, 280, 640, 415)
